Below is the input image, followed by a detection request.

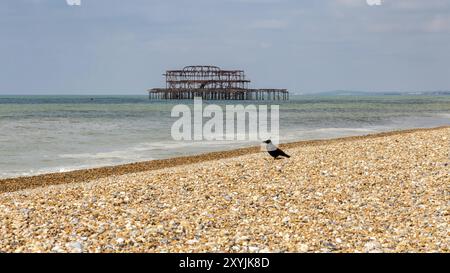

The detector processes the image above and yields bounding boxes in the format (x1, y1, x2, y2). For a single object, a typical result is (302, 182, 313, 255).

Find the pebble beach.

(0, 126, 449, 253)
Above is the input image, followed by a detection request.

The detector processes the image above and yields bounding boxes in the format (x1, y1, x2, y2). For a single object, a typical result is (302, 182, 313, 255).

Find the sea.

(1, 95, 449, 179)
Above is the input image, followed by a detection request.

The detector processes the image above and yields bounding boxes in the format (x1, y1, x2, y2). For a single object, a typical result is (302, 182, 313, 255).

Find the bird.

(263, 140, 290, 159)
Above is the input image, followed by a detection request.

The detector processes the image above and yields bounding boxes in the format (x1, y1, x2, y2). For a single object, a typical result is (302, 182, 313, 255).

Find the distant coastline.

(296, 90, 450, 96)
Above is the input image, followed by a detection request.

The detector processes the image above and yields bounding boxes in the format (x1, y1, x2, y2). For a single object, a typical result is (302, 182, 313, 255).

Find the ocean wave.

(434, 113, 450, 118)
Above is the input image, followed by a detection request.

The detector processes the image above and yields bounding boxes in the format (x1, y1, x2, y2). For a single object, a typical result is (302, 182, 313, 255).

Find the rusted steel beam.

(148, 65, 289, 101)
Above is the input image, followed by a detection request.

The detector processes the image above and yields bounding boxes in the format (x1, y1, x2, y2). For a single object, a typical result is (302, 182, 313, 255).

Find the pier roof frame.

(149, 65, 289, 100)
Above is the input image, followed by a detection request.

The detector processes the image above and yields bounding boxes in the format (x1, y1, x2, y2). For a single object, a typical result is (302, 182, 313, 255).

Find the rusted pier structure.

(148, 65, 288, 100)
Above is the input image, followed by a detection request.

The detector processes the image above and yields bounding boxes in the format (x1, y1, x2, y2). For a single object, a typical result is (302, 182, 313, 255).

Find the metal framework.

(148, 65, 288, 100)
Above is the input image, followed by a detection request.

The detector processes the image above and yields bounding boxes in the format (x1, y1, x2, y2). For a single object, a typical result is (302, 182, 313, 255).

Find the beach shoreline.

(1, 125, 449, 194)
(0, 125, 449, 252)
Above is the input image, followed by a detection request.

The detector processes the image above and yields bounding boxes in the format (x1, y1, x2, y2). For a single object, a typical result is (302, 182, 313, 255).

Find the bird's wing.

(276, 148, 290, 158)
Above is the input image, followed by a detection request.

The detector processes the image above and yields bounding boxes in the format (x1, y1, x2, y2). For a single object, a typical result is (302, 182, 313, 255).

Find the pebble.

(0, 127, 449, 253)
(51, 245, 64, 253)
(297, 244, 309, 253)
(65, 242, 83, 253)
(248, 246, 260, 253)
(116, 238, 125, 245)
(363, 241, 383, 253)
(186, 239, 199, 245)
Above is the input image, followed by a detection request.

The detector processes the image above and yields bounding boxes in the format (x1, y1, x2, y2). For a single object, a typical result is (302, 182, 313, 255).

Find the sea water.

(0, 95, 449, 178)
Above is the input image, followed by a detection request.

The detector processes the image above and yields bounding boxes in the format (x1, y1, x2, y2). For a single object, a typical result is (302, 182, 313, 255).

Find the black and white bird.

(263, 140, 291, 159)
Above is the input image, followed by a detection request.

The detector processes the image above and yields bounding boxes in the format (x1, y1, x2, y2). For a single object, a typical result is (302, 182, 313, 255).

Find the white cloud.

(333, 0, 450, 10)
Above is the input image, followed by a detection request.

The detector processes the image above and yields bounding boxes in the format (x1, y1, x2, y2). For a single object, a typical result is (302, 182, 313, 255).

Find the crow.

(263, 140, 291, 159)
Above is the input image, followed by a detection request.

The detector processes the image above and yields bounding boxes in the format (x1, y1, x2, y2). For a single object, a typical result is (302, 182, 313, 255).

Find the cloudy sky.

(1, 0, 450, 94)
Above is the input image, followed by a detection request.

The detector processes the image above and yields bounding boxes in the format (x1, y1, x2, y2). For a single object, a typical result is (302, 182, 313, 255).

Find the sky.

(1, 0, 450, 94)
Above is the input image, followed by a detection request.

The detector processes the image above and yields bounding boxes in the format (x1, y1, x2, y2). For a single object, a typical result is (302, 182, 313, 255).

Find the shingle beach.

(0, 127, 449, 253)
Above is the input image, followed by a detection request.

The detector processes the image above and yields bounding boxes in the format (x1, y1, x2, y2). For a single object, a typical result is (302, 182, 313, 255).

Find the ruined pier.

(148, 65, 288, 101)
